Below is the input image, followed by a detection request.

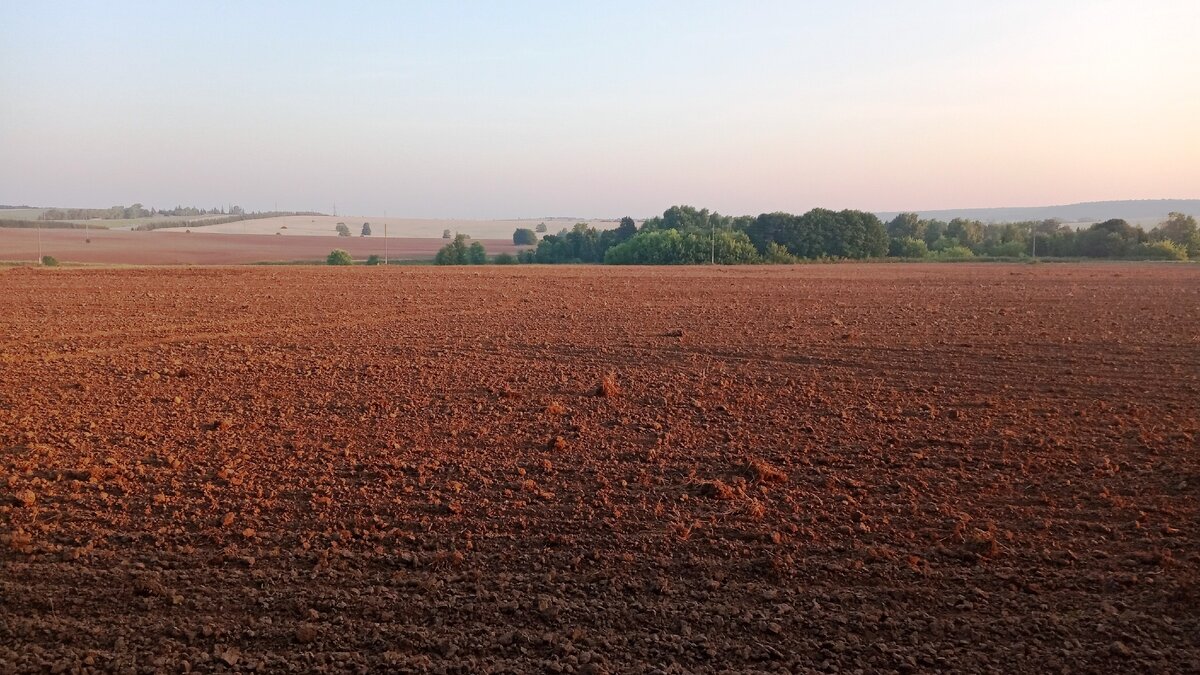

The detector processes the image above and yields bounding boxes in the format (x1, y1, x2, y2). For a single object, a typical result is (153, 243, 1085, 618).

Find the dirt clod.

(594, 375, 620, 398)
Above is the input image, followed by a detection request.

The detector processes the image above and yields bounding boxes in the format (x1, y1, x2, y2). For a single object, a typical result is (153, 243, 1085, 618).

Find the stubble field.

(1, 263, 1198, 673)
(0, 229, 521, 266)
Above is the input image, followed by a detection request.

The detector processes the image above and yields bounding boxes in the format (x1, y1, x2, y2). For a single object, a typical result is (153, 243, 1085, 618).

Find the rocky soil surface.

(1, 263, 1197, 673)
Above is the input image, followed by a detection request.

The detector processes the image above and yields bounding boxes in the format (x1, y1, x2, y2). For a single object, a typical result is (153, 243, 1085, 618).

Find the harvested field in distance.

(182, 215, 622, 239)
(1, 263, 1198, 673)
(0, 228, 521, 265)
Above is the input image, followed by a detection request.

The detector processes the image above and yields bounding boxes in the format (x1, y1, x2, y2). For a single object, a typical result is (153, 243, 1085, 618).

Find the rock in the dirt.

(295, 624, 317, 644)
(218, 647, 240, 666)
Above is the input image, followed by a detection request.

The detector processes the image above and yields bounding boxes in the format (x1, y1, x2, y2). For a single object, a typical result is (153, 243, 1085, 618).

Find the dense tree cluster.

(511, 206, 1198, 265)
(534, 206, 887, 264)
(883, 211, 1198, 261)
(530, 218, 639, 263)
(434, 234, 490, 265)
(605, 229, 759, 264)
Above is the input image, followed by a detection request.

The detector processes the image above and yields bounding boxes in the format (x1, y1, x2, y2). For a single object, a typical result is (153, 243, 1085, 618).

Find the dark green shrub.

(467, 241, 487, 264)
(327, 249, 353, 265)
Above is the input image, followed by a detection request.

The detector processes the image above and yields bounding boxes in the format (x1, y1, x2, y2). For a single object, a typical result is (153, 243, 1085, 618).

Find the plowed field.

(0, 229, 521, 265)
(2, 263, 1198, 673)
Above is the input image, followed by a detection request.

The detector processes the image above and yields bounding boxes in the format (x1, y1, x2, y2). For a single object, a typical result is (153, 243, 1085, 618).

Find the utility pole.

(383, 210, 388, 265)
(37, 221, 42, 265)
(1031, 223, 1037, 258)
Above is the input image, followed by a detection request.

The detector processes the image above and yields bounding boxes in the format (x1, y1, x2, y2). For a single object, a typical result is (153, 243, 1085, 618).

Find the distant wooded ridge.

(4, 198, 1198, 225)
(875, 199, 1200, 225)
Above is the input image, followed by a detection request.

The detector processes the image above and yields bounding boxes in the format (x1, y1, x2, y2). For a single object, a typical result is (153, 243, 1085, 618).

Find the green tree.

(512, 228, 538, 245)
(946, 218, 984, 249)
(435, 234, 470, 264)
(745, 212, 798, 254)
(534, 223, 607, 263)
(614, 216, 638, 243)
(791, 208, 840, 258)
(835, 209, 888, 258)
(763, 242, 798, 264)
(493, 252, 518, 264)
(442, 228, 452, 239)
(327, 249, 353, 265)
(1151, 212, 1199, 257)
(922, 219, 948, 247)
(366, 254, 382, 265)
(361, 222, 372, 236)
(1077, 219, 1141, 257)
(535, 222, 547, 233)
(467, 241, 488, 264)
(894, 237, 930, 258)
(335, 223, 351, 237)
(887, 213, 925, 241)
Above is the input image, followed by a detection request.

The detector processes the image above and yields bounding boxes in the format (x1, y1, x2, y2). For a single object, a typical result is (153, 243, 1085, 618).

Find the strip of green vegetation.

(0, 219, 105, 230)
(268, 257, 435, 266)
(429, 207, 1200, 265)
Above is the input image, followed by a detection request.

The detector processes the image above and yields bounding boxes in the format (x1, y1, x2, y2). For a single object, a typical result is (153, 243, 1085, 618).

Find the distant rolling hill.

(876, 199, 1200, 227)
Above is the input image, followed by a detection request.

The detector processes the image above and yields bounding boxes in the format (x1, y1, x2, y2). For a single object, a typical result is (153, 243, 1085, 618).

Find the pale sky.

(1, 1, 1197, 218)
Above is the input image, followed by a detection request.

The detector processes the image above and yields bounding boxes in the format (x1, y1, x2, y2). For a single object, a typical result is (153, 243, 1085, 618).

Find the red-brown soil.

(0, 229, 520, 265)
(1, 263, 1198, 673)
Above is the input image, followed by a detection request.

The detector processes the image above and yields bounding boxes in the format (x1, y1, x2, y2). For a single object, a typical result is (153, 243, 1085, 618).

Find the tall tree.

(887, 213, 925, 241)
(614, 216, 638, 243)
(512, 228, 537, 245)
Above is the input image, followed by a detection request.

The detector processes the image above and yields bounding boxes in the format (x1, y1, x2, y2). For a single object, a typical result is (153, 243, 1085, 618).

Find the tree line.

(132, 211, 322, 232)
(436, 206, 1196, 265)
(39, 204, 248, 220)
(512, 208, 892, 264)
(885, 211, 1198, 260)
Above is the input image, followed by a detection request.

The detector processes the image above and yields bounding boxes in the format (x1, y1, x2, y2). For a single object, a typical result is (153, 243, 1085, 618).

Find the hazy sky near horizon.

(2, 1, 1198, 218)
